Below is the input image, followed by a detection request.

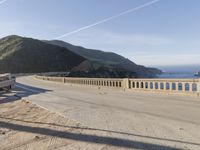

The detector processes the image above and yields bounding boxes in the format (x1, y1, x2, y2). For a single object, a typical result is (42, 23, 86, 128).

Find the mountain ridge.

(0, 35, 161, 77)
(46, 40, 161, 77)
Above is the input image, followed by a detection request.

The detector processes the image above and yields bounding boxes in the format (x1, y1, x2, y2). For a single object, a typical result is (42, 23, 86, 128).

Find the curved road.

(14, 76, 200, 149)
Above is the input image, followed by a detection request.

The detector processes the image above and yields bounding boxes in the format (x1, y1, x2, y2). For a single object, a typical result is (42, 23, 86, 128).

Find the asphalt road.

(10, 76, 200, 149)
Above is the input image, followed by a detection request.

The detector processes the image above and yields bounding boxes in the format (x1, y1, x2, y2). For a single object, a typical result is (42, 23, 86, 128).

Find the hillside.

(0, 35, 161, 77)
(69, 63, 138, 78)
(46, 40, 161, 77)
(0, 35, 85, 73)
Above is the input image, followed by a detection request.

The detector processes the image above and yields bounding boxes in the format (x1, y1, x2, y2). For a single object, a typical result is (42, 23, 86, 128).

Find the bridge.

(1, 75, 200, 149)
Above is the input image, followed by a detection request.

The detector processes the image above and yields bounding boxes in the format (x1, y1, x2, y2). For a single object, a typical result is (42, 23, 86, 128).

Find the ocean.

(157, 72, 197, 79)
(156, 65, 200, 79)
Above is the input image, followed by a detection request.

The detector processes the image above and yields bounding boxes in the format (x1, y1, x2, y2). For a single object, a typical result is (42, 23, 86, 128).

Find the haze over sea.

(157, 65, 200, 78)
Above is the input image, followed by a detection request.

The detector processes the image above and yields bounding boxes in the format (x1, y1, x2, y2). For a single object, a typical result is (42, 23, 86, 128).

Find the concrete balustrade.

(35, 76, 200, 97)
(128, 78, 200, 96)
(36, 76, 124, 89)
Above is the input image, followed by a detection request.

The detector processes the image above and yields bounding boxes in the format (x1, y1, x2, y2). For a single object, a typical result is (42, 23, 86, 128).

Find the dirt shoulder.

(0, 99, 109, 150)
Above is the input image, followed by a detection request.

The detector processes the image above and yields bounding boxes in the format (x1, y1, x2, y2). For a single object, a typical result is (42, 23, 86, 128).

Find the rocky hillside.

(46, 40, 161, 77)
(69, 66, 138, 78)
(0, 35, 85, 73)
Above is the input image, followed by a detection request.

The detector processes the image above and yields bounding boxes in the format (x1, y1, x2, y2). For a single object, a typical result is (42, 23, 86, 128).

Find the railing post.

(175, 82, 179, 92)
(163, 82, 166, 91)
(153, 82, 156, 90)
(138, 82, 141, 89)
(123, 78, 129, 91)
(189, 83, 193, 92)
(169, 82, 172, 91)
(182, 82, 186, 91)
(157, 82, 160, 90)
(197, 79, 200, 96)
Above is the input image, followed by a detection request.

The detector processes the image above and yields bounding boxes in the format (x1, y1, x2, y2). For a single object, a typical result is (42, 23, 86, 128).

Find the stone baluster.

(197, 79, 200, 96)
(189, 83, 193, 92)
(138, 82, 140, 89)
(157, 82, 160, 90)
(152, 82, 155, 90)
(182, 82, 186, 91)
(175, 82, 179, 92)
(163, 82, 166, 91)
(169, 82, 173, 91)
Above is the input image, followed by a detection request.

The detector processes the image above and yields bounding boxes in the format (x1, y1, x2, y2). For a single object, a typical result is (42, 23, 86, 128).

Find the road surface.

(9, 76, 200, 149)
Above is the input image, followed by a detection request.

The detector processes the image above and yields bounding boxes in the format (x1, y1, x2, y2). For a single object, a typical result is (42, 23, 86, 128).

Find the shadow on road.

(0, 116, 198, 148)
(0, 91, 20, 104)
(0, 120, 182, 150)
(0, 83, 52, 104)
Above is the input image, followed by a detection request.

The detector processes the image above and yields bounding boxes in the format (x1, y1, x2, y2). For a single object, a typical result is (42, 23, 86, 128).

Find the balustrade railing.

(35, 76, 200, 96)
(128, 78, 199, 94)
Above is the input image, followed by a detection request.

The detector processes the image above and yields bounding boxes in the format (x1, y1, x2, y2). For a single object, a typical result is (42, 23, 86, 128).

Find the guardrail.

(35, 75, 200, 97)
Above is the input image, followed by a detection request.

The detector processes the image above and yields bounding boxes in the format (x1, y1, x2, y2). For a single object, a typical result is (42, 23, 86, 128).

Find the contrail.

(54, 0, 160, 40)
(0, 0, 9, 5)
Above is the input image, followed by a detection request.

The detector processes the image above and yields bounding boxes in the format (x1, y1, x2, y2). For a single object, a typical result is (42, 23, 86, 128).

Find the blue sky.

(0, 0, 200, 67)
